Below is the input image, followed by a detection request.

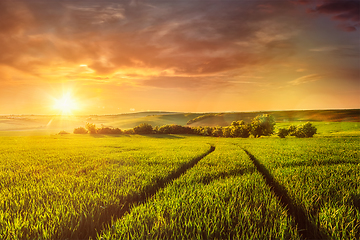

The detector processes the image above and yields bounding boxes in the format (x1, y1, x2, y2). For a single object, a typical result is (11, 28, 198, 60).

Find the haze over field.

(0, 0, 359, 115)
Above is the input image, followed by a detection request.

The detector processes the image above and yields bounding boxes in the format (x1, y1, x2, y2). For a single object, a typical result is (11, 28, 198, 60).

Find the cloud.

(310, 46, 337, 52)
(313, 0, 359, 22)
(310, 0, 360, 31)
(140, 76, 233, 90)
(0, 0, 304, 79)
(309, 45, 358, 58)
(289, 74, 324, 85)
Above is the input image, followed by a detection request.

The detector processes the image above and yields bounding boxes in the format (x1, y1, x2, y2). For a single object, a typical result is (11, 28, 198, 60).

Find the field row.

(238, 137, 360, 239)
(0, 135, 211, 239)
(0, 135, 359, 239)
(99, 142, 300, 239)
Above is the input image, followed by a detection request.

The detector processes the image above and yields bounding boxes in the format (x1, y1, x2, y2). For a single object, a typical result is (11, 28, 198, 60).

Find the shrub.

(231, 125, 251, 138)
(277, 128, 289, 138)
(230, 121, 251, 138)
(170, 124, 193, 134)
(212, 127, 223, 137)
(97, 127, 122, 134)
(85, 123, 97, 134)
(73, 127, 87, 134)
(123, 129, 134, 134)
(58, 130, 70, 135)
(200, 126, 212, 136)
(294, 122, 317, 138)
(250, 114, 275, 138)
(231, 120, 245, 127)
(222, 127, 232, 138)
(288, 125, 297, 136)
(133, 123, 153, 134)
(111, 128, 122, 134)
(157, 125, 172, 134)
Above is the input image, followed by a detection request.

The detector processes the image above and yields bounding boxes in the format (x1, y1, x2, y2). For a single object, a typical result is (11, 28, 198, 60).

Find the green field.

(0, 116, 359, 239)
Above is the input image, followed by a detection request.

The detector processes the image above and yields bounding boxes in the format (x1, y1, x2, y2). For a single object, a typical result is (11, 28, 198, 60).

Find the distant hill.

(0, 109, 359, 133)
(186, 109, 360, 127)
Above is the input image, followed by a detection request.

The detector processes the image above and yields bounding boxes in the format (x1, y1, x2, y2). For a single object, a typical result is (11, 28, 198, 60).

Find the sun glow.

(53, 93, 78, 115)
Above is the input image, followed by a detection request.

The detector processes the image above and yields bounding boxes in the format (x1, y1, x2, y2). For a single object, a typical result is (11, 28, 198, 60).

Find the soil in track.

(243, 148, 330, 240)
(83, 144, 216, 240)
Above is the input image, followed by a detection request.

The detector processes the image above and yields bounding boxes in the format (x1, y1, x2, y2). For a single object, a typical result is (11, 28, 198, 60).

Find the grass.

(0, 135, 210, 239)
(0, 121, 359, 239)
(238, 136, 360, 239)
(99, 142, 300, 239)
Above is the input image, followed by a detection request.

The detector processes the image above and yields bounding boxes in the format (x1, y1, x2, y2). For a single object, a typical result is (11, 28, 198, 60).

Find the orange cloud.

(289, 74, 324, 85)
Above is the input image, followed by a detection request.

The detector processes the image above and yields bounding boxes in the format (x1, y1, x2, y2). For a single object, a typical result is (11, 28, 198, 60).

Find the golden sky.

(0, 0, 359, 114)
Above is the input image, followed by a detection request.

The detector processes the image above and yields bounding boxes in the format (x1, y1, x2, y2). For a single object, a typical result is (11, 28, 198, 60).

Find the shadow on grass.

(352, 194, 360, 212)
(143, 134, 186, 139)
(243, 149, 330, 240)
(75, 144, 215, 240)
(88, 133, 125, 138)
(88, 134, 186, 139)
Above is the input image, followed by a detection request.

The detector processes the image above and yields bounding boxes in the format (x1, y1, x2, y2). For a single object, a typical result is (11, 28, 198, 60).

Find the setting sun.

(53, 93, 78, 115)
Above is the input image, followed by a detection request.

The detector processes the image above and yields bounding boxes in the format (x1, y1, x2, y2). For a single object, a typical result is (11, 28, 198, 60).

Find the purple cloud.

(311, 0, 360, 31)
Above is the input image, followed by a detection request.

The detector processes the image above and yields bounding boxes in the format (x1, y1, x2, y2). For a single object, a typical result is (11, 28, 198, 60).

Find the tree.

(250, 114, 275, 138)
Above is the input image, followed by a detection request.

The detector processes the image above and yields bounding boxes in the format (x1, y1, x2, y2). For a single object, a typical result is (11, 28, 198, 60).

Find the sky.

(0, 0, 359, 115)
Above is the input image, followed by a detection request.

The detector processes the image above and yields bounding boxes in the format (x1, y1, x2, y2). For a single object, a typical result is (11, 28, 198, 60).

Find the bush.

(73, 127, 87, 134)
(222, 127, 232, 138)
(133, 123, 153, 134)
(58, 130, 70, 135)
(277, 128, 289, 138)
(157, 125, 172, 134)
(111, 128, 122, 134)
(294, 122, 317, 138)
(123, 129, 134, 134)
(212, 127, 223, 137)
(85, 123, 97, 134)
(231, 121, 251, 138)
(250, 114, 275, 138)
(171, 124, 193, 134)
(97, 127, 122, 134)
(201, 127, 212, 136)
(288, 125, 297, 136)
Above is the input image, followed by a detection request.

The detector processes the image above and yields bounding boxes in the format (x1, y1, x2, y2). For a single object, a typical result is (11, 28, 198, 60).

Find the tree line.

(72, 114, 317, 138)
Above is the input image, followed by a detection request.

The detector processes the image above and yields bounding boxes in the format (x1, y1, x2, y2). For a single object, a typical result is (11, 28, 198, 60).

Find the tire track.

(84, 144, 215, 240)
(243, 149, 330, 240)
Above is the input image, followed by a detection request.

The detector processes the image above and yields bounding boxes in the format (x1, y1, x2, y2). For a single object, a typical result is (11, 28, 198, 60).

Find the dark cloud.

(310, 0, 360, 31)
(314, 0, 359, 21)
